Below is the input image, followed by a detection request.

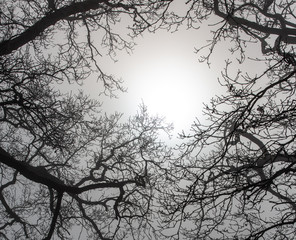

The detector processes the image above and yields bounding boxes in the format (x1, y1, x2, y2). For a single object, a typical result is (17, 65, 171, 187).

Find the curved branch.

(0, 147, 136, 194)
(78, 201, 112, 240)
(213, 0, 296, 44)
(236, 129, 270, 167)
(0, 191, 29, 238)
(227, 128, 296, 211)
(0, 0, 133, 56)
(43, 191, 64, 240)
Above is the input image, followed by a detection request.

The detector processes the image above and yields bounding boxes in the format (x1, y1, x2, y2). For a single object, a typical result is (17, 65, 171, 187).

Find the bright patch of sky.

(85, 28, 222, 135)
(81, 1, 266, 139)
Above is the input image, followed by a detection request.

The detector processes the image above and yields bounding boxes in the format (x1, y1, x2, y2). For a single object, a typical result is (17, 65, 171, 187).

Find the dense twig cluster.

(1, 0, 296, 239)
(0, 1, 173, 239)
(160, 1, 296, 239)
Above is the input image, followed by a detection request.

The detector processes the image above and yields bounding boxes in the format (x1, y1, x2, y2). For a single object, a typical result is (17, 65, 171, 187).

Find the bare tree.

(0, 0, 172, 96)
(0, 0, 174, 239)
(0, 103, 173, 239)
(4, 0, 296, 239)
(160, 1, 296, 239)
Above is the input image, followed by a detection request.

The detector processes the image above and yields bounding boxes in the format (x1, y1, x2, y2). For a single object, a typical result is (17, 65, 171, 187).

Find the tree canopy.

(1, 0, 296, 239)
(161, 1, 296, 239)
(0, 0, 173, 239)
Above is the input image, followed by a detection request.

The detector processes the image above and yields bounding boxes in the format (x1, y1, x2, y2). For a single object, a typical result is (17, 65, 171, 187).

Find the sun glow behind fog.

(93, 26, 222, 138)
(122, 30, 219, 134)
(131, 54, 204, 132)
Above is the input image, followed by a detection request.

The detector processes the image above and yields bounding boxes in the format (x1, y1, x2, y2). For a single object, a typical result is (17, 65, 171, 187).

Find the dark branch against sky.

(1, 0, 296, 239)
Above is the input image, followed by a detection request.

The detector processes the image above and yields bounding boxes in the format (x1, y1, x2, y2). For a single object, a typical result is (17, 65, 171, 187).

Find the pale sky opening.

(129, 40, 207, 132)
(109, 29, 220, 135)
(84, 13, 226, 137)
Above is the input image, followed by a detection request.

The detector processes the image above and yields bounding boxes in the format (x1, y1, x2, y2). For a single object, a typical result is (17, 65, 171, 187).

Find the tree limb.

(0, 147, 136, 194)
(0, 0, 133, 56)
(213, 0, 296, 44)
(43, 191, 64, 240)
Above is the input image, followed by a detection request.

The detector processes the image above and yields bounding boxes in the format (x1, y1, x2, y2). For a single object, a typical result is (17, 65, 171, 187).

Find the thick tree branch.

(0, 147, 136, 194)
(213, 0, 296, 44)
(0, 0, 133, 56)
(43, 192, 64, 240)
